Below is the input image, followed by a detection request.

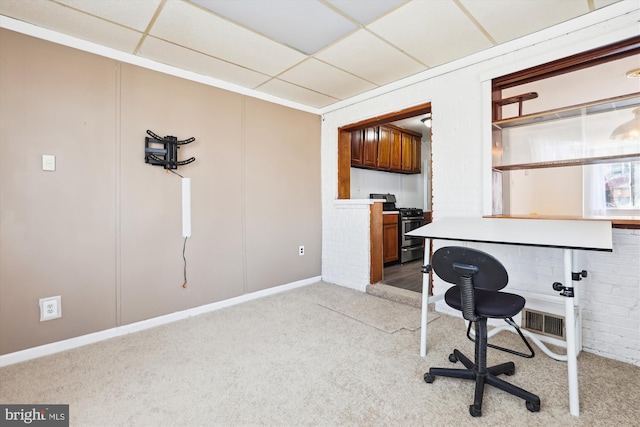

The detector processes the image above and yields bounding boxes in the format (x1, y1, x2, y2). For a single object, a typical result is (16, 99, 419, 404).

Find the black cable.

(168, 169, 184, 178)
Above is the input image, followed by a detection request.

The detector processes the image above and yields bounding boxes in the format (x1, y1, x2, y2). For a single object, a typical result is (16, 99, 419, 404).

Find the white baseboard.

(0, 276, 321, 367)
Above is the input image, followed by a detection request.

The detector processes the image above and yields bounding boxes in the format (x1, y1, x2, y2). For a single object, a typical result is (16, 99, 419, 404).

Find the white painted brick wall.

(429, 230, 640, 365)
(322, 201, 372, 291)
(321, 7, 640, 366)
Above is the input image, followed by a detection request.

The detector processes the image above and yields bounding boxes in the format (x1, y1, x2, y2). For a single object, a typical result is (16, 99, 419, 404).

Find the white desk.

(407, 217, 613, 417)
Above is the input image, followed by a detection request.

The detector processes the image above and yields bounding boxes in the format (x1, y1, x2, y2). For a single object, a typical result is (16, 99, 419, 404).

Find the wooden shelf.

(493, 153, 640, 171)
(492, 92, 640, 130)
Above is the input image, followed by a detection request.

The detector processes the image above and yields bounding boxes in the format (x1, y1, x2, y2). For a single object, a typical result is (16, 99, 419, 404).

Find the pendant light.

(421, 113, 432, 128)
(610, 68, 640, 140)
(610, 107, 640, 140)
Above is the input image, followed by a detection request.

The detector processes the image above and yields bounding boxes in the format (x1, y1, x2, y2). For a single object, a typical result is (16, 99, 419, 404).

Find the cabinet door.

(350, 129, 364, 166)
(363, 127, 378, 167)
(401, 133, 413, 172)
(382, 214, 399, 263)
(390, 128, 402, 171)
(412, 135, 421, 173)
(377, 126, 391, 169)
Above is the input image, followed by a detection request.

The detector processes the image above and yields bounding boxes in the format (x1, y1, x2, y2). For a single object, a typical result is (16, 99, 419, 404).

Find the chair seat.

(445, 286, 525, 319)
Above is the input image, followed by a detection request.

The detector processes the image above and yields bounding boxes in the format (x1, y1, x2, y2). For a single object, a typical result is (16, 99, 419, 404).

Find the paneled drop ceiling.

(0, 0, 625, 110)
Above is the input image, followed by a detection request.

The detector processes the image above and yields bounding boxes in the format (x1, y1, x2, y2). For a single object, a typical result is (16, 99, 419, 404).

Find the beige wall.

(0, 29, 321, 355)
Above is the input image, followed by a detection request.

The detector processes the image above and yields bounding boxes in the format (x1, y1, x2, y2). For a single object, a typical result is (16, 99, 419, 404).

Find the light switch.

(42, 154, 56, 171)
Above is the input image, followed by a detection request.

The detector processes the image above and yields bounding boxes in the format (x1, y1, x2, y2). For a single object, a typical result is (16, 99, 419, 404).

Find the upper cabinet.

(389, 127, 403, 171)
(351, 126, 377, 167)
(492, 93, 640, 171)
(377, 126, 391, 170)
(351, 125, 421, 174)
(363, 127, 378, 168)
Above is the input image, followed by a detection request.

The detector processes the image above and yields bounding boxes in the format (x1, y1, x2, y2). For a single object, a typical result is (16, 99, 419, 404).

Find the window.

(491, 36, 640, 226)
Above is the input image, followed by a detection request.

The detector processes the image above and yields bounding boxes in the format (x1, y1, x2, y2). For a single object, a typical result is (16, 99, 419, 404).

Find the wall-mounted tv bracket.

(144, 130, 196, 170)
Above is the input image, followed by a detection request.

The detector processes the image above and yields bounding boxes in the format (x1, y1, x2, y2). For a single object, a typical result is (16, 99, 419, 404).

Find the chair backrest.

(431, 246, 508, 291)
(431, 247, 509, 321)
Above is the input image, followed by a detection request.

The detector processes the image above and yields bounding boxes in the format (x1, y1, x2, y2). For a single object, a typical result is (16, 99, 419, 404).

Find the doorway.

(337, 103, 433, 294)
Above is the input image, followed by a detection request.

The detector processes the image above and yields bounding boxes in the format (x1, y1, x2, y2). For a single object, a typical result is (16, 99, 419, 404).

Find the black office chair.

(423, 246, 540, 417)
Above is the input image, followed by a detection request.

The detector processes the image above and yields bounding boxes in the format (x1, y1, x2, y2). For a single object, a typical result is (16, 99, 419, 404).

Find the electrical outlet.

(299, 245, 305, 256)
(39, 296, 62, 321)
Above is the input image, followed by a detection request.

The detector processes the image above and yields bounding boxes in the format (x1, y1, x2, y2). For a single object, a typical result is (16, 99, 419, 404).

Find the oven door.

(400, 245, 424, 264)
(400, 217, 424, 248)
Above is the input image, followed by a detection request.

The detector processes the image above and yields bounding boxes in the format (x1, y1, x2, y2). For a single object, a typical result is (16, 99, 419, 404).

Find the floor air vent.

(522, 309, 565, 339)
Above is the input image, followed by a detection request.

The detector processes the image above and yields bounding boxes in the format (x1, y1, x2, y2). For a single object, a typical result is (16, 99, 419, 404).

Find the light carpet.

(1, 281, 638, 426)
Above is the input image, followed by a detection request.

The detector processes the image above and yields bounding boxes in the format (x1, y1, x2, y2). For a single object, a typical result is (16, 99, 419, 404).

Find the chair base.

(424, 349, 541, 417)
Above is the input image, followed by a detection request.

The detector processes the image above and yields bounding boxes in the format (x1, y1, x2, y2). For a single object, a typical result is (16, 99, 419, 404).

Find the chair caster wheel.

(526, 401, 540, 412)
(469, 405, 482, 417)
(424, 373, 435, 383)
(505, 368, 515, 376)
(448, 353, 458, 363)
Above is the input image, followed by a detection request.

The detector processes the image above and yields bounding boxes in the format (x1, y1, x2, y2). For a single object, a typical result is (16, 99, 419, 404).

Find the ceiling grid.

(0, 0, 626, 109)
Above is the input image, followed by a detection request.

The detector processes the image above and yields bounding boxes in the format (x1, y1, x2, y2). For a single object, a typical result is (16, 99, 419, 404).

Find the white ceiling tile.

(191, 0, 357, 54)
(151, 0, 306, 76)
(257, 79, 339, 109)
(0, 0, 142, 52)
(54, 0, 162, 32)
(138, 36, 271, 89)
(460, 0, 590, 44)
(316, 29, 424, 85)
(326, 0, 406, 25)
(0, 0, 627, 110)
(594, 0, 626, 9)
(277, 58, 377, 100)
(367, 0, 493, 67)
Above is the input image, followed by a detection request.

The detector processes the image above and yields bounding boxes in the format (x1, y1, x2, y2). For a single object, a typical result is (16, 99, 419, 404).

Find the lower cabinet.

(383, 214, 399, 263)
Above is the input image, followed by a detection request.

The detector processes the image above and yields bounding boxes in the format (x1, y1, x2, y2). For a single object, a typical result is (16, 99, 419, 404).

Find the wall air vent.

(522, 309, 565, 339)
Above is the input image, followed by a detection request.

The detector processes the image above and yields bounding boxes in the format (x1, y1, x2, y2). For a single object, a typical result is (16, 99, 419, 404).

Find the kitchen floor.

(382, 260, 423, 293)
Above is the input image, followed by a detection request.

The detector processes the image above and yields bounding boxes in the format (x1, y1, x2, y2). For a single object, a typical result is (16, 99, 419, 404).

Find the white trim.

(333, 198, 375, 208)
(0, 16, 320, 115)
(482, 79, 493, 217)
(479, 7, 640, 83)
(0, 276, 321, 367)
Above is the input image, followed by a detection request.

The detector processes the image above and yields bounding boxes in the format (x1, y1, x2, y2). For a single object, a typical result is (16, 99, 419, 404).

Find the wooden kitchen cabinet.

(379, 125, 403, 171)
(401, 133, 413, 172)
(411, 135, 421, 173)
(389, 127, 402, 171)
(363, 127, 378, 168)
(351, 127, 378, 168)
(383, 213, 399, 263)
(351, 125, 421, 174)
(350, 128, 364, 166)
(377, 126, 391, 170)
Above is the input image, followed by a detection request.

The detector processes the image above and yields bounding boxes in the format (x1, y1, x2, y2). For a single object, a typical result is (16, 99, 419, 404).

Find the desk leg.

(420, 239, 431, 357)
(420, 280, 429, 357)
(573, 251, 583, 353)
(564, 249, 580, 416)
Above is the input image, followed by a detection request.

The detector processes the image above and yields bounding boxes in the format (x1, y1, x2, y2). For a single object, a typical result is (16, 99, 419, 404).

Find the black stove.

(398, 208, 424, 264)
(398, 207, 423, 217)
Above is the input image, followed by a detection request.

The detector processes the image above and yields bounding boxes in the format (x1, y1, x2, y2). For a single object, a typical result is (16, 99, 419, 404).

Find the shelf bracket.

(493, 92, 539, 118)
